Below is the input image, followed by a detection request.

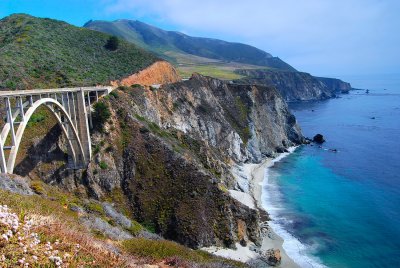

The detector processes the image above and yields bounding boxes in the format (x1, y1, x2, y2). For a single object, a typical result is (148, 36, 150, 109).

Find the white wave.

(262, 146, 328, 268)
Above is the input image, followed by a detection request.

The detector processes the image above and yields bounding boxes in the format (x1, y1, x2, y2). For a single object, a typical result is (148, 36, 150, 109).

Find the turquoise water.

(263, 76, 400, 268)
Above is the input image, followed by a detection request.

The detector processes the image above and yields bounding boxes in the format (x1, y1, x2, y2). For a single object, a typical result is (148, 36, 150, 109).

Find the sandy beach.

(248, 159, 300, 268)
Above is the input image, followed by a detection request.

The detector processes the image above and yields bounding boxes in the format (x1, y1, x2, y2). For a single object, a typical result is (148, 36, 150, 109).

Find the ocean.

(262, 74, 400, 268)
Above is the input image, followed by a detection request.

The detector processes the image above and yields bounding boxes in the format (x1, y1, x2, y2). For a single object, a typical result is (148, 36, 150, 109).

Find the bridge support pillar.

(76, 89, 92, 166)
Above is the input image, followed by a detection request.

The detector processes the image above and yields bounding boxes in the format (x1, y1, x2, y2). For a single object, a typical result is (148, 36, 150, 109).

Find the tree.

(104, 36, 119, 51)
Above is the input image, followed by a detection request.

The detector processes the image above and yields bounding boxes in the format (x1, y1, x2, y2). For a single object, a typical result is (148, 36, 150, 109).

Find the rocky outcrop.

(235, 69, 352, 102)
(261, 249, 282, 266)
(313, 134, 325, 144)
(111, 61, 181, 87)
(315, 76, 352, 93)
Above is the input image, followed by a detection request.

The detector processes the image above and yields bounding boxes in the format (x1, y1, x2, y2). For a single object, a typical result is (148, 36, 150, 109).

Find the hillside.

(0, 14, 158, 89)
(83, 19, 296, 78)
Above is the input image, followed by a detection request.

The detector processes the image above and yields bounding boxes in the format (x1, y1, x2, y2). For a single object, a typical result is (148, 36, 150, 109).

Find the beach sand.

(248, 159, 300, 268)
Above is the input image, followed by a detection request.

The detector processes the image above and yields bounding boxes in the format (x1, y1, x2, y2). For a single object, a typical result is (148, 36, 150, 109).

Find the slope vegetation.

(0, 14, 157, 89)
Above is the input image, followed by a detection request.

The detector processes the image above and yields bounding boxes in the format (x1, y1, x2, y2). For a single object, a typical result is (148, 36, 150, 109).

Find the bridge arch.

(6, 98, 85, 173)
(0, 86, 112, 174)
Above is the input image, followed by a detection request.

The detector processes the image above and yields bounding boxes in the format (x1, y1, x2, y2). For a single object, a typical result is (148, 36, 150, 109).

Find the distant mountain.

(84, 19, 296, 72)
(0, 14, 157, 89)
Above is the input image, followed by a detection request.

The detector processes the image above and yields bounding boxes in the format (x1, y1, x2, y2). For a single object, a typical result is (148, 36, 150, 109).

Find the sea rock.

(261, 248, 282, 266)
(313, 134, 325, 144)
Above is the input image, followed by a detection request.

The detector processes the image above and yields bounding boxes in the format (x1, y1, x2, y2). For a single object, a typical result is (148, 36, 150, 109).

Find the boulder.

(313, 134, 325, 144)
(261, 248, 282, 266)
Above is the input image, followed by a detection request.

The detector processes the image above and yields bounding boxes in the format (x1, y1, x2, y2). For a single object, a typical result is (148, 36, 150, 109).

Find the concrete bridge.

(0, 87, 113, 174)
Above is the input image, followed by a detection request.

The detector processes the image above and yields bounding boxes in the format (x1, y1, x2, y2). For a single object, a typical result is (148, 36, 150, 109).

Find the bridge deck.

(0, 86, 113, 97)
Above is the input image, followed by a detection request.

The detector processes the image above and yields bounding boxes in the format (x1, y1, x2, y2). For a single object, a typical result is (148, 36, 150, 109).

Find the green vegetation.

(127, 220, 144, 236)
(93, 102, 111, 132)
(30, 180, 46, 195)
(27, 111, 46, 127)
(122, 238, 246, 267)
(178, 64, 245, 80)
(85, 201, 105, 215)
(99, 161, 108, 170)
(104, 35, 119, 51)
(0, 14, 157, 89)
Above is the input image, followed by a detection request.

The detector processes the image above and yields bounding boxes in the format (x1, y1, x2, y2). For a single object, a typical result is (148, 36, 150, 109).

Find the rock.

(80, 216, 133, 240)
(102, 203, 132, 229)
(261, 249, 282, 266)
(69, 204, 85, 214)
(313, 134, 325, 144)
(0, 174, 34, 195)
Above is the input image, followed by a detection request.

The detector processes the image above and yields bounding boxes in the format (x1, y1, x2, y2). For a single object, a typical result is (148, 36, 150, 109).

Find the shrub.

(30, 180, 45, 195)
(99, 161, 108, 170)
(93, 102, 111, 132)
(85, 202, 104, 215)
(104, 36, 119, 51)
(127, 221, 144, 236)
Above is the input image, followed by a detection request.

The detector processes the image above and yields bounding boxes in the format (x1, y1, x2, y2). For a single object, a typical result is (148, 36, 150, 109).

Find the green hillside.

(84, 19, 296, 78)
(0, 14, 158, 89)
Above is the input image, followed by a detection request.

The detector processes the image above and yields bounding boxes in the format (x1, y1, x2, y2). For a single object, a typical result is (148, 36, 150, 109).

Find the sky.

(1, 0, 399, 80)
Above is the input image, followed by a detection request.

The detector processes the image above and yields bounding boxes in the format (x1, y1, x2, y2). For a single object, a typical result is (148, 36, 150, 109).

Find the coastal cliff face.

(129, 73, 304, 163)
(13, 74, 304, 251)
(236, 69, 351, 102)
(315, 76, 352, 93)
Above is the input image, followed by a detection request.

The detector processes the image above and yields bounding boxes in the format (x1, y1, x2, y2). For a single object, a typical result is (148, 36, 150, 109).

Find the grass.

(178, 64, 245, 80)
(122, 238, 247, 267)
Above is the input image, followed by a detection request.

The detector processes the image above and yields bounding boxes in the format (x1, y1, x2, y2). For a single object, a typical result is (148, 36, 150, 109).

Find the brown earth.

(112, 61, 182, 87)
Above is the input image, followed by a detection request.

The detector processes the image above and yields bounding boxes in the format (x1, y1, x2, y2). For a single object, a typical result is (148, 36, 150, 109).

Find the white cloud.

(103, 0, 400, 76)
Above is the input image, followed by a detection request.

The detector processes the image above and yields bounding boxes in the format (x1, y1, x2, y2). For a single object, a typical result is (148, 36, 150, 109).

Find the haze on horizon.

(1, 0, 399, 80)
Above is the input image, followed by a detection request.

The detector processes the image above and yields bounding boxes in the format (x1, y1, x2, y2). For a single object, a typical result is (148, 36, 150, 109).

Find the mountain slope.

(84, 19, 296, 72)
(0, 14, 158, 89)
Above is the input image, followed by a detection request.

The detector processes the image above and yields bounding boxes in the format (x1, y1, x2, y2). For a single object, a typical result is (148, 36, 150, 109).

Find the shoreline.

(248, 157, 300, 268)
(203, 148, 301, 267)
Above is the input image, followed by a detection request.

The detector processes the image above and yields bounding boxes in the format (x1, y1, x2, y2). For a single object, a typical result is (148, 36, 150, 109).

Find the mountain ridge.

(84, 19, 296, 72)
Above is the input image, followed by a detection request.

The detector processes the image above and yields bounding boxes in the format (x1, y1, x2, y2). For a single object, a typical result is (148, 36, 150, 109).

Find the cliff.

(13, 74, 304, 253)
(315, 76, 352, 93)
(236, 69, 352, 102)
(111, 61, 182, 87)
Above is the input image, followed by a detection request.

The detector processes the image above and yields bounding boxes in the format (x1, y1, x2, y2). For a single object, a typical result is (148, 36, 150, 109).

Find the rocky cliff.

(315, 76, 352, 93)
(13, 74, 304, 252)
(236, 69, 352, 102)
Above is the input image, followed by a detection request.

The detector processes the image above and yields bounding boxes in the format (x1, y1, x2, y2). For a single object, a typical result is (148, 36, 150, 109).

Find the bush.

(93, 102, 111, 132)
(104, 36, 119, 51)
(99, 161, 108, 170)
(30, 180, 45, 195)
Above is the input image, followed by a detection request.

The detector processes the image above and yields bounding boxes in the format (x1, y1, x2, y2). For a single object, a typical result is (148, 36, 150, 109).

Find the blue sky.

(1, 0, 399, 79)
